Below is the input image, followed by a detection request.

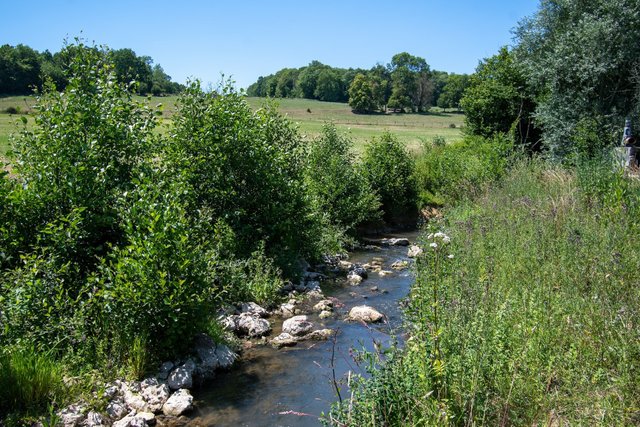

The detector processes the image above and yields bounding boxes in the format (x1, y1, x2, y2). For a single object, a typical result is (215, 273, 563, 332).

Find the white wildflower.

(442, 236, 451, 244)
(430, 242, 438, 249)
(447, 254, 454, 259)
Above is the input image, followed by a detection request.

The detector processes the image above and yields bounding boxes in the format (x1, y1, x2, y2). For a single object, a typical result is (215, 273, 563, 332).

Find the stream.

(190, 231, 420, 426)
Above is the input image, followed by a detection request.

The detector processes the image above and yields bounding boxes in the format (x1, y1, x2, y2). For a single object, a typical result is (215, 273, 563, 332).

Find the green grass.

(244, 97, 464, 153)
(329, 157, 640, 425)
(1, 95, 464, 157)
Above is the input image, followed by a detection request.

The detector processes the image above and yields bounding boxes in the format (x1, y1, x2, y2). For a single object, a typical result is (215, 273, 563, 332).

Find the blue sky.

(1, 1, 539, 89)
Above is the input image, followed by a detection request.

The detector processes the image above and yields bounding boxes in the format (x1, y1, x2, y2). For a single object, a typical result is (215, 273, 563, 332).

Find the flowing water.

(190, 231, 420, 426)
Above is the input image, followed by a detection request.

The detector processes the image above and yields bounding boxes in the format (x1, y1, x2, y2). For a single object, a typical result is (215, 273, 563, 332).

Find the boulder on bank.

(347, 273, 363, 286)
(162, 389, 193, 417)
(193, 333, 237, 378)
(222, 313, 271, 338)
(391, 260, 409, 270)
(167, 360, 195, 390)
(313, 299, 333, 312)
(348, 306, 384, 323)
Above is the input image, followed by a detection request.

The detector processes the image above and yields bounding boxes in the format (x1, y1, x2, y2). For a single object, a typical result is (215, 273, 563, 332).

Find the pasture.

(0, 95, 465, 157)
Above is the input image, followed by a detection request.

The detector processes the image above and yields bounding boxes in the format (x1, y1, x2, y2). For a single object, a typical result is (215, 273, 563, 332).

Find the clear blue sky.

(1, 0, 539, 89)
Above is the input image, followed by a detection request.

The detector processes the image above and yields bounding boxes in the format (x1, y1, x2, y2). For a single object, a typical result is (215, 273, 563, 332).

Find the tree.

(0, 44, 41, 94)
(360, 132, 417, 222)
(295, 60, 327, 99)
(369, 64, 392, 109)
(305, 123, 380, 235)
(314, 68, 344, 102)
(110, 48, 153, 94)
(437, 74, 470, 110)
(461, 47, 538, 148)
(515, 0, 640, 158)
(387, 52, 432, 112)
(275, 68, 299, 98)
(150, 64, 176, 95)
(348, 73, 378, 113)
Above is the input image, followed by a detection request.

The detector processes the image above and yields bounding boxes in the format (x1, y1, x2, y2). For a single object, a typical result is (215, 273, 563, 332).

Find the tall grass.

(328, 157, 640, 425)
(0, 348, 65, 416)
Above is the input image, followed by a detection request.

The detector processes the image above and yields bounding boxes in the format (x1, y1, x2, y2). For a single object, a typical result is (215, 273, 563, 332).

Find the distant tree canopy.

(0, 43, 184, 95)
(246, 53, 470, 114)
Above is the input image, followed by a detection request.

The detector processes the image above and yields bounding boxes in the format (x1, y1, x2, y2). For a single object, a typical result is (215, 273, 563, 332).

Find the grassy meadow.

(0, 94, 464, 158)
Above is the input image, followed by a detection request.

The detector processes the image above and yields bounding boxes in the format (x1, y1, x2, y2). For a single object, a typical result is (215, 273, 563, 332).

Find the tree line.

(0, 42, 184, 96)
(246, 53, 470, 114)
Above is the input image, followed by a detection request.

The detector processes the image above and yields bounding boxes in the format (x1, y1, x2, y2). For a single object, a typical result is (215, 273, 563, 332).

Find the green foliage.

(86, 176, 215, 365)
(314, 68, 345, 102)
(13, 43, 158, 270)
(108, 48, 153, 94)
(0, 42, 181, 96)
(332, 159, 640, 425)
(305, 123, 380, 238)
(515, 0, 640, 158)
(460, 47, 538, 148)
(1, 211, 86, 351)
(414, 134, 512, 206)
(348, 73, 378, 113)
(0, 348, 65, 416)
(436, 73, 470, 110)
(218, 243, 285, 306)
(0, 44, 41, 94)
(360, 132, 417, 222)
(167, 81, 321, 273)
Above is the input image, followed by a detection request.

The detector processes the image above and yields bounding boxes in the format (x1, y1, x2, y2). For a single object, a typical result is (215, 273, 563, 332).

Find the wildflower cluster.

(426, 231, 453, 258)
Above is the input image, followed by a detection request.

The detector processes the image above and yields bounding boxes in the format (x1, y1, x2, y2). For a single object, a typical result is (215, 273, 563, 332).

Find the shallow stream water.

(190, 231, 420, 426)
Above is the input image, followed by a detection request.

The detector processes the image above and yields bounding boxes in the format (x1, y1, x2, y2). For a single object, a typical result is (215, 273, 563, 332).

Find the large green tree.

(387, 52, 432, 112)
(348, 73, 378, 113)
(0, 44, 41, 94)
(109, 48, 153, 94)
(437, 73, 470, 110)
(515, 0, 640, 158)
(461, 47, 538, 149)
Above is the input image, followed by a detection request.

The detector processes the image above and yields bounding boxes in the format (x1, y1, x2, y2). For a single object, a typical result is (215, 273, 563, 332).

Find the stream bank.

(190, 231, 420, 426)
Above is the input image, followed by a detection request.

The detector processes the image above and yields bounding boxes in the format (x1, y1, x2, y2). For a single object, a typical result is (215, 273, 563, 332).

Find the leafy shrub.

(167, 82, 322, 274)
(219, 243, 284, 306)
(414, 134, 511, 206)
(305, 123, 380, 239)
(84, 176, 215, 367)
(12, 43, 158, 271)
(360, 132, 417, 223)
(0, 210, 87, 352)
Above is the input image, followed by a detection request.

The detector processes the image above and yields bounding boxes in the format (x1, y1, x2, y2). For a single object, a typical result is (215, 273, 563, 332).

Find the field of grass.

(0, 95, 465, 157)
(0, 96, 37, 157)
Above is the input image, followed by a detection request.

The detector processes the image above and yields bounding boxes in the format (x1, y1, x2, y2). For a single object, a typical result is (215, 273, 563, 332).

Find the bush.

(84, 176, 215, 369)
(360, 132, 417, 223)
(305, 123, 380, 239)
(414, 134, 512, 206)
(166, 82, 323, 274)
(11, 43, 158, 272)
